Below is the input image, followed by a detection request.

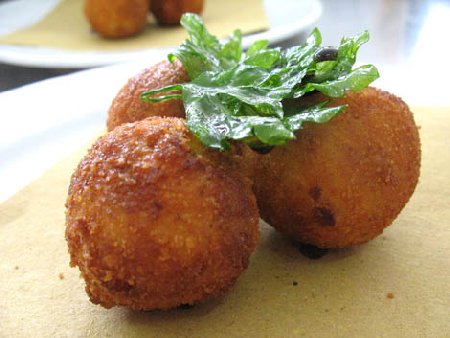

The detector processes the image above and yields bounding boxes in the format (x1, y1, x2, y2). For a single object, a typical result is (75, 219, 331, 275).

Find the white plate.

(0, 57, 165, 203)
(0, 0, 322, 68)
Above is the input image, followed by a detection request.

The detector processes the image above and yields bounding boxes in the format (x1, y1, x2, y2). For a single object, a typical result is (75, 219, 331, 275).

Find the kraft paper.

(0, 108, 449, 337)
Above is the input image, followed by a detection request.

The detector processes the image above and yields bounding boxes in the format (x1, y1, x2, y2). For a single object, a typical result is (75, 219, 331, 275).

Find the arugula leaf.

(218, 30, 242, 68)
(244, 48, 281, 69)
(141, 14, 379, 150)
(169, 14, 242, 79)
(299, 65, 380, 97)
(246, 39, 269, 57)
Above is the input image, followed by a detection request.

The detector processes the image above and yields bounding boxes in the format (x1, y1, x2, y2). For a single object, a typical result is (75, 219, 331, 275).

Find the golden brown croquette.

(107, 60, 189, 131)
(84, 0, 149, 39)
(66, 117, 259, 310)
(151, 0, 204, 25)
(253, 88, 421, 248)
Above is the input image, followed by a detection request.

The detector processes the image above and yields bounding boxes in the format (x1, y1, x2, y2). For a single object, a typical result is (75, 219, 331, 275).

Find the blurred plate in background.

(0, 0, 321, 68)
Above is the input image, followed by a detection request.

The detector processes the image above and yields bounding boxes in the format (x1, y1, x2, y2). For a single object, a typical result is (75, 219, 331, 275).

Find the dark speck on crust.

(308, 186, 321, 200)
(314, 207, 335, 227)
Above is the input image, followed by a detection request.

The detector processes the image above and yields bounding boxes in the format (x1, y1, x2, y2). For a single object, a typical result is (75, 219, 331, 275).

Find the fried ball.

(65, 117, 259, 310)
(84, 0, 149, 39)
(152, 0, 204, 25)
(253, 88, 421, 248)
(107, 59, 188, 131)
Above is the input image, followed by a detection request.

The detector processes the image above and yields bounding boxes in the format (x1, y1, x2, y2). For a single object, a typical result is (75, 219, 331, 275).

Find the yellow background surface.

(0, 108, 449, 337)
(0, 0, 269, 51)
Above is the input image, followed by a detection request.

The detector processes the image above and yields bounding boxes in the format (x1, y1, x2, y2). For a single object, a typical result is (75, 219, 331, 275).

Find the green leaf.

(299, 64, 380, 97)
(253, 120, 294, 145)
(170, 14, 243, 79)
(244, 48, 281, 69)
(217, 30, 243, 68)
(307, 27, 322, 46)
(337, 30, 370, 73)
(246, 40, 269, 57)
(142, 14, 379, 150)
(141, 84, 183, 102)
(284, 103, 346, 130)
(180, 13, 220, 53)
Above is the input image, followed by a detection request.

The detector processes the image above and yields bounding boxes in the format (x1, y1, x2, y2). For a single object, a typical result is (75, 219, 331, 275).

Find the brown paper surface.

(0, 108, 449, 337)
(0, 0, 269, 51)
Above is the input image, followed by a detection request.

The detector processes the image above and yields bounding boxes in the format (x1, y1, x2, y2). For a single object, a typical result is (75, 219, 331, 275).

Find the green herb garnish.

(141, 14, 379, 150)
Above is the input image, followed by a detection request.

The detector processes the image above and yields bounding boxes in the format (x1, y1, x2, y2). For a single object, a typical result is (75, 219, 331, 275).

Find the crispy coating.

(152, 0, 204, 25)
(84, 0, 149, 39)
(253, 87, 421, 248)
(107, 60, 189, 131)
(65, 117, 259, 310)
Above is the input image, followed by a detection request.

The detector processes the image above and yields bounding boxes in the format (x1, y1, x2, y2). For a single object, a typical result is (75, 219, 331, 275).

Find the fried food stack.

(84, 0, 204, 38)
(65, 60, 420, 310)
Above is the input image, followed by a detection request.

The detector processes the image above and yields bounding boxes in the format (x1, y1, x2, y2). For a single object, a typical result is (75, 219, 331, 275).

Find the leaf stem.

(141, 84, 183, 102)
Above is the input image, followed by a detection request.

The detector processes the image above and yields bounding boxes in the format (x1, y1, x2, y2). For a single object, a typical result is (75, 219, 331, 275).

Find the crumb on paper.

(14, 266, 19, 270)
(386, 292, 394, 299)
(59, 273, 65, 280)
